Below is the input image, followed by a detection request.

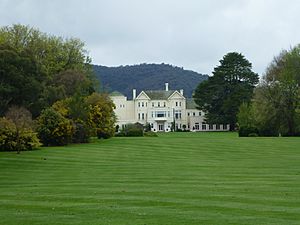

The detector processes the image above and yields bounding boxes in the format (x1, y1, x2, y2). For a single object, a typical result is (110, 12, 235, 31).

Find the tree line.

(194, 49, 300, 137)
(0, 24, 116, 152)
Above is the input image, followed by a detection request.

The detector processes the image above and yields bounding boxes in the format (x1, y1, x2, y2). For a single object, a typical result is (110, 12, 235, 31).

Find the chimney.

(133, 89, 136, 99)
(180, 89, 184, 95)
(165, 83, 169, 91)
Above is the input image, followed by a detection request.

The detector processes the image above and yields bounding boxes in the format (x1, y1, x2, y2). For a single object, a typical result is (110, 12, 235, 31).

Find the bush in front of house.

(238, 126, 259, 137)
(116, 123, 144, 137)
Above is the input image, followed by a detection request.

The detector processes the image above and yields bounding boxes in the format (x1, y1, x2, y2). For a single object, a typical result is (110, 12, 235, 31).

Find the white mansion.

(110, 83, 229, 132)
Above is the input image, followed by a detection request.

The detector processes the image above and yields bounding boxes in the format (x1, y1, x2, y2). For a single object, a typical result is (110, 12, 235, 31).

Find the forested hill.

(93, 63, 208, 98)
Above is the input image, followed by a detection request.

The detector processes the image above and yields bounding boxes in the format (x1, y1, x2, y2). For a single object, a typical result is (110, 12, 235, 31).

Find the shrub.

(0, 117, 40, 152)
(126, 128, 143, 137)
(37, 108, 74, 146)
(258, 127, 279, 137)
(248, 133, 259, 137)
(73, 121, 91, 143)
(116, 123, 144, 137)
(86, 93, 116, 139)
(238, 126, 259, 137)
(97, 128, 113, 139)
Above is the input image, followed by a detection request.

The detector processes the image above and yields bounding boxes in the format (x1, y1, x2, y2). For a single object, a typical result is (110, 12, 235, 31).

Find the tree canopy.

(246, 45, 300, 136)
(0, 24, 96, 117)
(194, 52, 259, 130)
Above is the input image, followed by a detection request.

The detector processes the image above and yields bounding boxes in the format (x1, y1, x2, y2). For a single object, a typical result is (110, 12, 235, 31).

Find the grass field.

(0, 132, 300, 225)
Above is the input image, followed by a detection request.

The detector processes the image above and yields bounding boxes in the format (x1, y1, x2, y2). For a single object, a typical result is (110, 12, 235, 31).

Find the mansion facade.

(110, 83, 229, 132)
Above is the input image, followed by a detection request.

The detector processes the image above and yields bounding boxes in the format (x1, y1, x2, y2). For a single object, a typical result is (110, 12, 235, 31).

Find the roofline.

(167, 90, 186, 100)
(135, 91, 151, 100)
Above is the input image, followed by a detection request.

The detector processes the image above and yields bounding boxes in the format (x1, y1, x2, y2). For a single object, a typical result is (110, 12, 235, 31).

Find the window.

(146, 102, 147, 107)
(209, 124, 213, 130)
(138, 113, 140, 120)
(152, 112, 154, 118)
(176, 102, 178, 107)
(175, 110, 181, 119)
(142, 102, 144, 107)
(158, 102, 160, 107)
(179, 102, 182, 107)
(188, 112, 190, 116)
(152, 102, 154, 107)
(195, 123, 199, 130)
(223, 124, 228, 130)
(199, 112, 201, 116)
(142, 113, 144, 120)
(216, 124, 220, 130)
(138, 102, 140, 107)
(193, 112, 195, 116)
(156, 111, 166, 117)
(202, 124, 206, 130)
(163, 102, 166, 107)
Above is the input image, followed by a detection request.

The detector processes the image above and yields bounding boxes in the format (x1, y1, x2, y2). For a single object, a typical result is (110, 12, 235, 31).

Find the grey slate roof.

(186, 98, 198, 109)
(143, 90, 175, 100)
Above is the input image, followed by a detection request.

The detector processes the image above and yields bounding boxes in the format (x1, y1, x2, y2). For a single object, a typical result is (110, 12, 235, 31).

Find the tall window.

(152, 102, 154, 107)
(195, 123, 199, 130)
(142, 113, 144, 120)
(163, 102, 166, 107)
(158, 102, 160, 107)
(138, 102, 140, 107)
(175, 102, 178, 107)
(202, 124, 206, 130)
(142, 102, 144, 107)
(175, 110, 181, 119)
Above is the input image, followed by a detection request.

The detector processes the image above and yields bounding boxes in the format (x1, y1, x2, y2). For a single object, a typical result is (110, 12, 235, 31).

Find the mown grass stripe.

(0, 132, 300, 224)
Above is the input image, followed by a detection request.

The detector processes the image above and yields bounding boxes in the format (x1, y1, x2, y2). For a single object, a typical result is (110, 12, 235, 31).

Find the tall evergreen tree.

(194, 52, 259, 130)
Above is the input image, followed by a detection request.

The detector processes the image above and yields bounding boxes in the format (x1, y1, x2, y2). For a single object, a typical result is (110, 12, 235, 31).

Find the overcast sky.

(1, 0, 299, 75)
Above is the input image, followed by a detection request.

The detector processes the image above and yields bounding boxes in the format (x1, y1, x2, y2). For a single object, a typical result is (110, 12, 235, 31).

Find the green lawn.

(0, 132, 300, 225)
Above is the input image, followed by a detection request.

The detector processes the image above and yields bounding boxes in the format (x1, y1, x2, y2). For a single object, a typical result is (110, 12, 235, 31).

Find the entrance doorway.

(158, 123, 164, 131)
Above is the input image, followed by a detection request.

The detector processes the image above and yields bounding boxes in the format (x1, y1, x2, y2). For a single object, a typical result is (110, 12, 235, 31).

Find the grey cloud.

(1, 0, 300, 75)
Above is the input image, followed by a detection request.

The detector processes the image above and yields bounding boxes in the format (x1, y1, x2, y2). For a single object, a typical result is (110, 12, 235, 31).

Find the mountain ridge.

(93, 63, 208, 99)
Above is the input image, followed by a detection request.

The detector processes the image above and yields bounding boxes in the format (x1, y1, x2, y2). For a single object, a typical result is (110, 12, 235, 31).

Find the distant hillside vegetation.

(93, 63, 208, 99)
